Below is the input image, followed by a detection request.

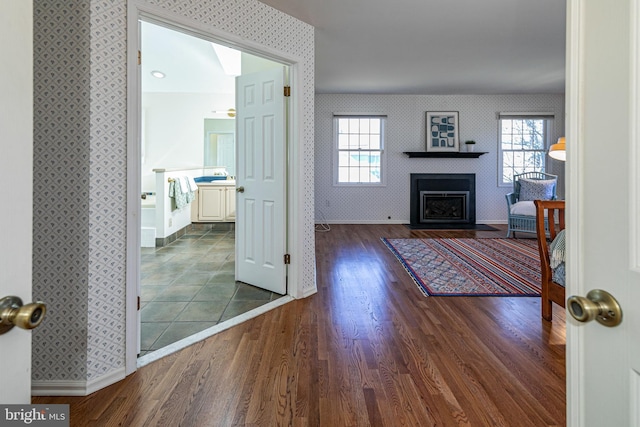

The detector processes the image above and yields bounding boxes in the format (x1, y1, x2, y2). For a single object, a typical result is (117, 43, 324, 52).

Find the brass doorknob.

(236, 186, 245, 193)
(567, 289, 622, 327)
(0, 296, 47, 335)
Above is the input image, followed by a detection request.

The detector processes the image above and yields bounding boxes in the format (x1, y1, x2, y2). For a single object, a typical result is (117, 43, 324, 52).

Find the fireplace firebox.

(410, 174, 476, 228)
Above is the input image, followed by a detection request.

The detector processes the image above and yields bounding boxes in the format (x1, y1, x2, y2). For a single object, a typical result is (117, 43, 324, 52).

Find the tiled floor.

(139, 223, 282, 356)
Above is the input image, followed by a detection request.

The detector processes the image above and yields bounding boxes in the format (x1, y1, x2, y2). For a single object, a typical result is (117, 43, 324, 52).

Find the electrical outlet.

(168, 218, 172, 227)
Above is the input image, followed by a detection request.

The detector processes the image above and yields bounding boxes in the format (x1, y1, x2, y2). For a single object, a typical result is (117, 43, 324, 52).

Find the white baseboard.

(32, 367, 126, 396)
(315, 219, 508, 225)
(317, 219, 407, 224)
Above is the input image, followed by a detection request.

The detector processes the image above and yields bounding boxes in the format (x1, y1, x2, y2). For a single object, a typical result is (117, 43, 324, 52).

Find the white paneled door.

(235, 67, 287, 294)
(0, 0, 34, 404)
(567, 0, 640, 425)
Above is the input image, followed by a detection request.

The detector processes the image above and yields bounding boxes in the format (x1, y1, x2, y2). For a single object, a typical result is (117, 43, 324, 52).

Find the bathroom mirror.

(204, 119, 235, 176)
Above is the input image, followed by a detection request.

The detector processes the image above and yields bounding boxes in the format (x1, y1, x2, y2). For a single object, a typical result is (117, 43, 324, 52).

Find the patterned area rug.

(382, 238, 541, 297)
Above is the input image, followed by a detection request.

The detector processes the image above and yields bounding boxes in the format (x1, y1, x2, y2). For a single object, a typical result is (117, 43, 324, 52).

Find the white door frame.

(125, 0, 305, 375)
(565, 0, 583, 423)
(0, 0, 34, 404)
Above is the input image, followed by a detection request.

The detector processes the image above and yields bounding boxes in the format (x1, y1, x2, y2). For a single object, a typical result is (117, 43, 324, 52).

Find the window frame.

(498, 113, 554, 187)
(332, 114, 387, 187)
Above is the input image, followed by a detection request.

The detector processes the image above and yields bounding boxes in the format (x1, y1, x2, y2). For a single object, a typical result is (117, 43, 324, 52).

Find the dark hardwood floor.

(34, 224, 566, 426)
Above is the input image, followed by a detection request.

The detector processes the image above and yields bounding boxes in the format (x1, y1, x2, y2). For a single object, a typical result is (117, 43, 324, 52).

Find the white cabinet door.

(225, 186, 236, 221)
(198, 186, 225, 221)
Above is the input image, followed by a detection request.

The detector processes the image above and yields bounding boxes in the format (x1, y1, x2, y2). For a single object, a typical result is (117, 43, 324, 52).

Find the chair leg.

(542, 293, 553, 321)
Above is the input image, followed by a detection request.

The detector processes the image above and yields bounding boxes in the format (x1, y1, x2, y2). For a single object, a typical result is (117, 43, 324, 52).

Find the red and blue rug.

(382, 238, 541, 297)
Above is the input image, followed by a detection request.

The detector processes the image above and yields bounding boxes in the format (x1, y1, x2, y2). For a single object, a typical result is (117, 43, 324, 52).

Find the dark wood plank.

(34, 224, 565, 426)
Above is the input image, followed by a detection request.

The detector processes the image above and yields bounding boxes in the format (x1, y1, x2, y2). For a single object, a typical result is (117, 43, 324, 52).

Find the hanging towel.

(187, 176, 198, 192)
(178, 176, 189, 193)
(169, 178, 189, 209)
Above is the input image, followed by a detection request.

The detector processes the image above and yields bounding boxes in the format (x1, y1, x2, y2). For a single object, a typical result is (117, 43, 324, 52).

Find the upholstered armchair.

(505, 172, 558, 238)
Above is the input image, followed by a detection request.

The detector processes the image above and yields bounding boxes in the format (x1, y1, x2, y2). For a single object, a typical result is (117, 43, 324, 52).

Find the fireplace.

(410, 173, 476, 228)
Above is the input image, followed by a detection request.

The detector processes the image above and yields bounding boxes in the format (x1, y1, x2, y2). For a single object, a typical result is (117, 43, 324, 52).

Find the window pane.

(360, 119, 370, 134)
(338, 119, 349, 134)
(370, 134, 380, 149)
(349, 118, 359, 133)
(349, 134, 359, 149)
(359, 134, 370, 149)
(338, 134, 349, 149)
(338, 151, 351, 167)
(337, 150, 382, 183)
(369, 166, 381, 182)
(499, 116, 548, 184)
(335, 117, 384, 184)
(501, 134, 512, 149)
(338, 167, 349, 182)
(513, 151, 524, 169)
(370, 118, 380, 134)
(512, 134, 524, 150)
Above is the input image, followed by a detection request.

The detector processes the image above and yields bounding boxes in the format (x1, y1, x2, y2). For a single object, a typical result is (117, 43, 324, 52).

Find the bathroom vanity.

(191, 180, 236, 222)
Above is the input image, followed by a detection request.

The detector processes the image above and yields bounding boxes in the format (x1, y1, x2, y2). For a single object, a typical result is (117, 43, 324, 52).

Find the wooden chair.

(506, 172, 558, 238)
(534, 199, 566, 321)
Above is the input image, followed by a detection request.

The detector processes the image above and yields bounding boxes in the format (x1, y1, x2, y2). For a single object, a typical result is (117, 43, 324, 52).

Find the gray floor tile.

(234, 284, 273, 300)
(175, 301, 226, 322)
(140, 322, 170, 350)
(139, 225, 282, 358)
(220, 300, 270, 322)
(141, 301, 188, 322)
(173, 272, 216, 286)
(141, 285, 168, 302)
(193, 284, 238, 301)
(154, 286, 202, 302)
(208, 272, 236, 284)
(151, 321, 217, 350)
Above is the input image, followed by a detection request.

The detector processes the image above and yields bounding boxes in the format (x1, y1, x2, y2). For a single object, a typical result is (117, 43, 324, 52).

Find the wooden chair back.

(534, 199, 566, 321)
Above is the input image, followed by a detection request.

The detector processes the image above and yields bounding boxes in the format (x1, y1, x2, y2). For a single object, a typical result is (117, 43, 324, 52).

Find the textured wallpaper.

(33, 0, 315, 388)
(315, 94, 565, 224)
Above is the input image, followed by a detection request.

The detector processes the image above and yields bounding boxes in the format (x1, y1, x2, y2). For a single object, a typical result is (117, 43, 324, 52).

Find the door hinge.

(138, 50, 141, 65)
(137, 296, 141, 310)
(284, 86, 291, 97)
(284, 254, 291, 264)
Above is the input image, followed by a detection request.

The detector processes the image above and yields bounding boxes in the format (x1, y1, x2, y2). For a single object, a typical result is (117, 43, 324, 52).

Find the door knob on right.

(0, 296, 47, 335)
(567, 289, 622, 327)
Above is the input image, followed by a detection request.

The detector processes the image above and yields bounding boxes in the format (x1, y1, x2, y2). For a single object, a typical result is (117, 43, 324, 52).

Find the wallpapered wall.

(314, 94, 565, 224)
(32, 0, 315, 390)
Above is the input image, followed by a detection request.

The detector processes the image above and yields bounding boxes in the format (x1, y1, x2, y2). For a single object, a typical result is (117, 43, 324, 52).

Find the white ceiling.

(259, 0, 566, 94)
(141, 21, 236, 94)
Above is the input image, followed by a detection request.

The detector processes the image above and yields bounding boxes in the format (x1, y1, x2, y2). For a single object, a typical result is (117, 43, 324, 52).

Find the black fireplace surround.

(410, 173, 476, 228)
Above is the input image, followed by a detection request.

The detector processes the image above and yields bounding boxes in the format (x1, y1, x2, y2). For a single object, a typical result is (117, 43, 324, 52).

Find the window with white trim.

(498, 113, 553, 185)
(333, 115, 386, 185)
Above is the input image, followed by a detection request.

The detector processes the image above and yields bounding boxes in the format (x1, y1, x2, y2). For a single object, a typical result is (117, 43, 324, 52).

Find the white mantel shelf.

(403, 151, 487, 158)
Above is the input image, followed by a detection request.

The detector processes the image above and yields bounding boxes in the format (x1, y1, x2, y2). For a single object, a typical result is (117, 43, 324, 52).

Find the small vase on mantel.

(464, 140, 476, 152)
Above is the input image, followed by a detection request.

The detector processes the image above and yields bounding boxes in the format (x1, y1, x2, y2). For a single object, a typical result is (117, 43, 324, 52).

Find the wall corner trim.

(32, 367, 126, 397)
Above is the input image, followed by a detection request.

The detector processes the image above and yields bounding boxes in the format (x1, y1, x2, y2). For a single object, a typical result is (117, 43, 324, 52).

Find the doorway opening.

(137, 20, 289, 360)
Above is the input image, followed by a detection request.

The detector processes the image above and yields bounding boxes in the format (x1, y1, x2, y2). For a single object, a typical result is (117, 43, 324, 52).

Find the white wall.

(315, 93, 565, 224)
(32, 0, 315, 393)
(142, 92, 235, 191)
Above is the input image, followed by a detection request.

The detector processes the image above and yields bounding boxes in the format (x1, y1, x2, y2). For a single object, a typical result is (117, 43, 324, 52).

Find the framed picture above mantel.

(426, 111, 459, 152)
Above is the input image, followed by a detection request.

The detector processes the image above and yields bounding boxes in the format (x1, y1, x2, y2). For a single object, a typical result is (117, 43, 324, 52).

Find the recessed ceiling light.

(151, 70, 166, 79)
